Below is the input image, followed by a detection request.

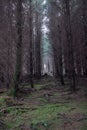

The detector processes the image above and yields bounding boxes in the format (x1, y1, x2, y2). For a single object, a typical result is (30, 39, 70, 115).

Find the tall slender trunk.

(53, 52, 60, 79)
(64, 0, 76, 91)
(13, 0, 22, 97)
(58, 25, 65, 85)
(35, 11, 41, 79)
(29, 0, 34, 88)
(49, 2, 60, 79)
(82, 0, 87, 76)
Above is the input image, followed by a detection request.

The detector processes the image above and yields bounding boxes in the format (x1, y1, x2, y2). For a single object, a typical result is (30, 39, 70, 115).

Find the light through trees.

(0, 0, 87, 95)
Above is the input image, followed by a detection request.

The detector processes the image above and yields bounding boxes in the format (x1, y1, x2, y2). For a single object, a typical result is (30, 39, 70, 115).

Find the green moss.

(6, 116, 23, 130)
(1, 77, 87, 130)
(29, 103, 70, 124)
(20, 82, 55, 90)
(69, 101, 87, 113)
(0, 97, 6, 107)
(38, 97, 48, 103)
(1, 101, 87, 130)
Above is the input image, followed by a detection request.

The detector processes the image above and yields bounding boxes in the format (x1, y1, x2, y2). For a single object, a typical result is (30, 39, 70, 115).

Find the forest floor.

(0, 76, 87, 130)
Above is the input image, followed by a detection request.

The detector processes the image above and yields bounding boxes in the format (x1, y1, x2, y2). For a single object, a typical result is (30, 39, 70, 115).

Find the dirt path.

(0, 77, 87, 130)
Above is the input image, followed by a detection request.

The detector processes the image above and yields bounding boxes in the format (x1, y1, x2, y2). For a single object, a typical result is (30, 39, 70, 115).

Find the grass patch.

(2, 103, 70, 130)
(20, 82, 55, 90)
(29, 103, 70, 124)
(2, 100, 87, 129)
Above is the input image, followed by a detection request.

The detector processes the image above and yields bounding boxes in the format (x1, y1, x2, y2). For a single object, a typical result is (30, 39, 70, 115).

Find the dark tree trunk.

(49, 1, 60, 80)
(58, 25, 65, 85)
(35, 12, 41, 79)
(82, 0, 87, 76)
(13, 0, 22, 97)
(53, 53, 60, 79)
(29, 0, 34, 88)
(64, 0, 76, 91)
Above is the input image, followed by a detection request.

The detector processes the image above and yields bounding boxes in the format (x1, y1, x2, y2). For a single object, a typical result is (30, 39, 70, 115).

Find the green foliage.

(6, 117, 23, 130)
(0, 97, 6, 107)
(30, 121, 49, 130)
(29, 103, 70, 125)
(38, 97, 47, 103)
(4, 107, 28, 130)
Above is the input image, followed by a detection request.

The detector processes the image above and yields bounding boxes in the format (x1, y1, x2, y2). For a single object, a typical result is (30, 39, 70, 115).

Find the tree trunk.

(64, 0, 76, 91)
(29, 0, 34, 88)
(82, 0, 87, 76)
(35, 11, 41, 79)
(13, 0, 22, 97)
(58, 25, 65, 85)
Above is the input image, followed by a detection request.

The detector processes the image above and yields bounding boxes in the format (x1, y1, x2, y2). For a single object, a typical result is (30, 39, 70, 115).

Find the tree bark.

(13, 0, 22, 97)
(63, 0, 76, 91)
(58, 25, 65, 85)
(35, 11, 41, 79)
(82, 0, 87, 76)
(29, 0, 34, 88)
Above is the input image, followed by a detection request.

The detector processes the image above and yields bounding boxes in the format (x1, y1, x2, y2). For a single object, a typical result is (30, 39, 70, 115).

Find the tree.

(29, 0, 34, 88)
(13, 0, 23, 97)
(34, 1, 42, 79)
(48, 0, 65, 85)
(63, 0, 76, 91)
(82, 0, 87, 76)
(58, 25, 65, 85)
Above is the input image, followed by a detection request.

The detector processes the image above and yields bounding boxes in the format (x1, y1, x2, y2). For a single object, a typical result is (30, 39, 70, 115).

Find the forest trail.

(0, 76, 87, 130)
(0, 0, 87, 130)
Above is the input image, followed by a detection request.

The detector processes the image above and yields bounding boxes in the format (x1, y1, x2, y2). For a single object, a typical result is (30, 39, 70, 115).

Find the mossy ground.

(0, 77, 87, 130)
